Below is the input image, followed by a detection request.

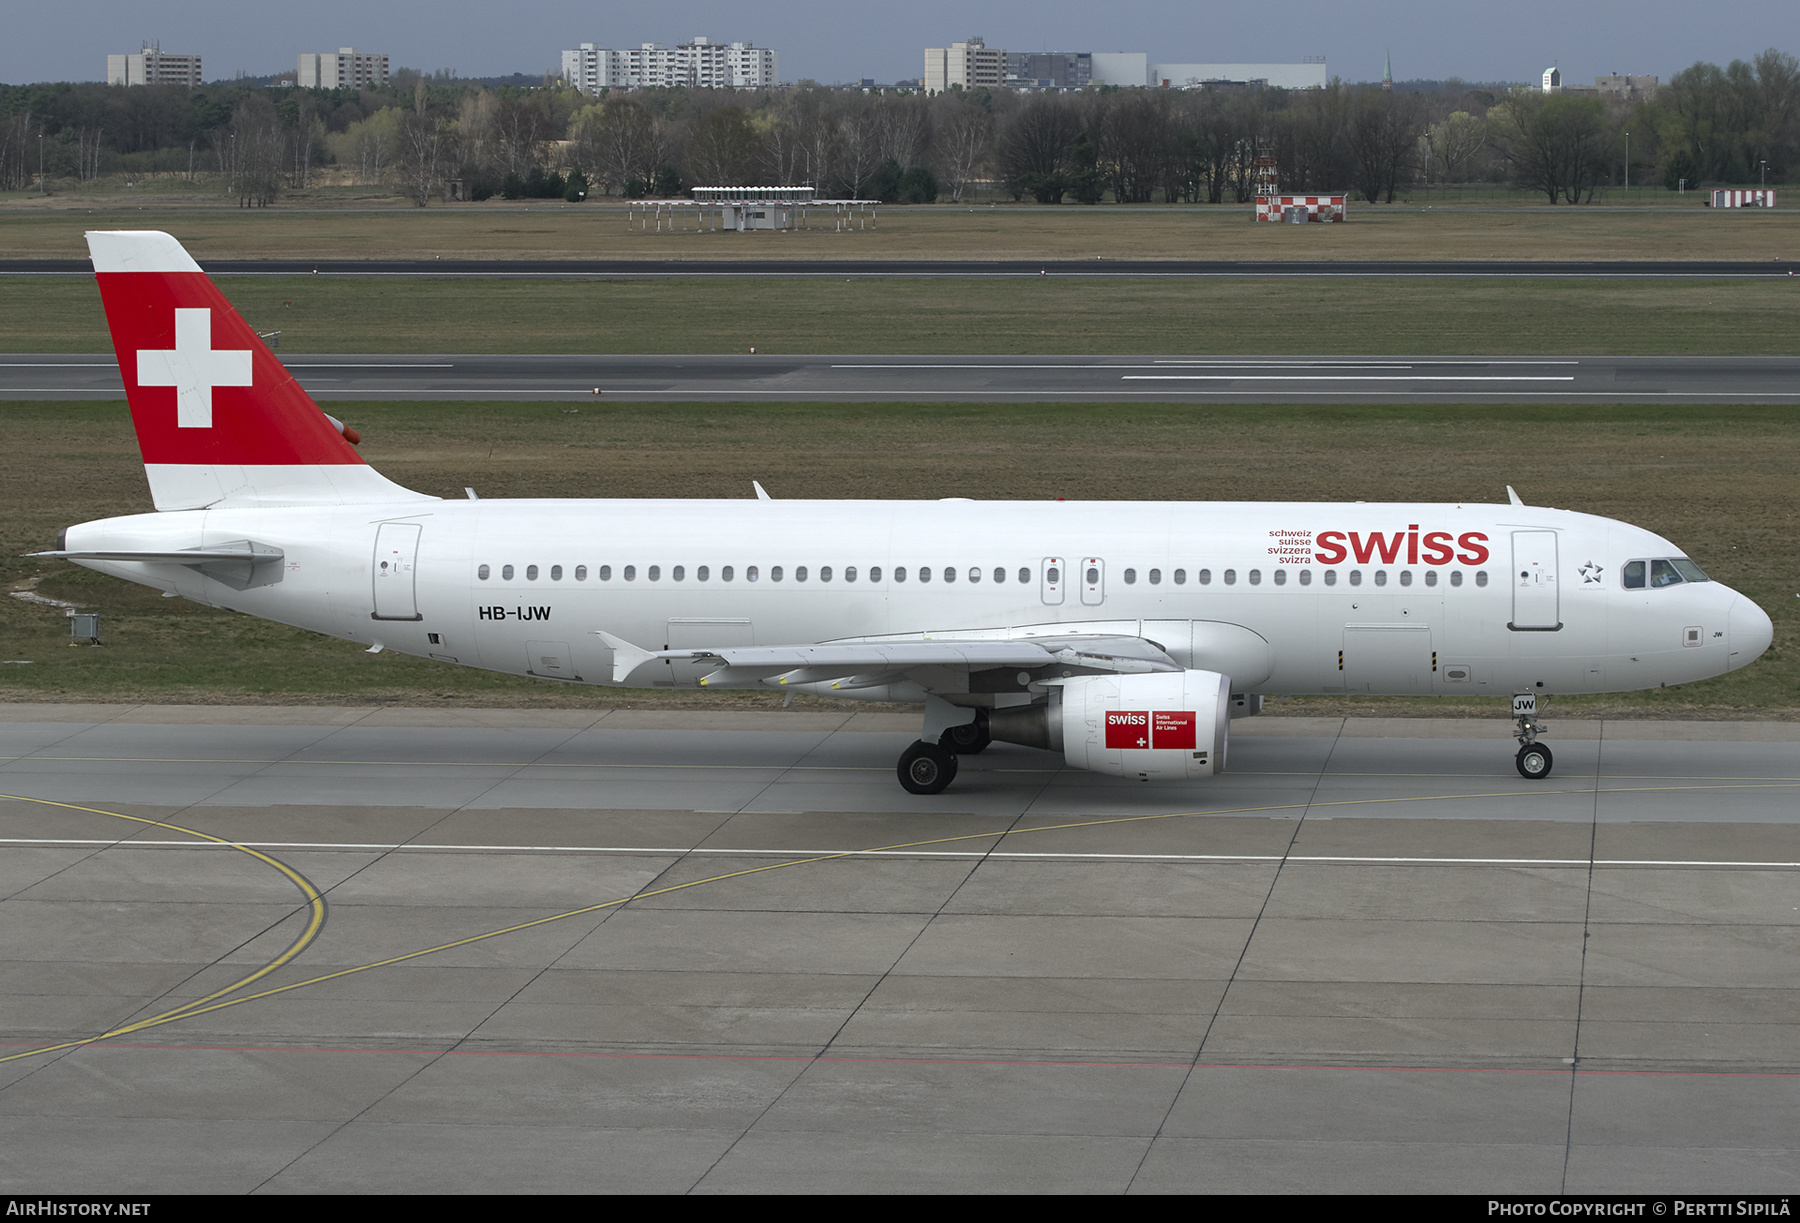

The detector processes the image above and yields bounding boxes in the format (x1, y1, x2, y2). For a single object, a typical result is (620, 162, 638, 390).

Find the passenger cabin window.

(1475, 571, 1489, 587)
(673, 565, 685, 581)
(623, 565, 636, 581)
(895, 567, 908, 582)
(1223, 569, 1236, 586)
(944, 567, 956, 583)
(1149, 569, 1162, 585)
(1373, 570, 1387, 587)
(1123, 568, 1137, 585)
(502, 564, 515, 580)
(868, 566, 882, 582)
(1298, 569, 1312, 586)
(1450, 570, 1463, 587)
(1348, 570, 1362, 586)
(1017, 567, 1030, 584)
(968, 567, 981, 583)
(748, 566, 759, 582)
(648, 565, 661, 581)
(1424, 570, 1436, 587)
(1323, 570, 1337, 586)
(1273, 569, 1287, 586)
(918, 567, 931, 584)
(478, 564, 491, 580)
(598, 565, 611, 580)
(1248, 569, 1262, 585)
(575, 565, 587, 581)
(551, 565, 563, 581)
(526, 564, 539, 581)
(721, 566, 734, 581)
(1198, 569, 1211, 585)
(770, 566, 782, 582)
(698, 565, 710, 581)
(1174, 569, 1187, 585)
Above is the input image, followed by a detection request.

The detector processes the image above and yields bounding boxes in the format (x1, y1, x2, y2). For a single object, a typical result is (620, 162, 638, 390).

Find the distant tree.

(397, 81, 454, 207)
(934, 100, 992, 202)
(999, 95, 1078, 199)
(1347, 87, 1424, 203)
(591, 99, 660, 195)
(1493, 90, 1614, 203)
(898, 164, 938, 203)
(685, 105, 761, 186)
(229, 95, 284, 207)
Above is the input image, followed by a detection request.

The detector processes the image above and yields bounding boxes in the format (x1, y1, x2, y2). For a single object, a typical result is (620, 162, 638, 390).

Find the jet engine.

(988, 669, 1231, 780)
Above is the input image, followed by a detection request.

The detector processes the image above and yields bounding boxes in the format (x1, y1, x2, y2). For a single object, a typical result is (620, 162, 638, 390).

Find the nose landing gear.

(1512, 692, 1553, 780)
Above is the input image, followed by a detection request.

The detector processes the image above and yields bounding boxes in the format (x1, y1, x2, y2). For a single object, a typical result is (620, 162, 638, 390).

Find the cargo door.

(1342, 625, 1434, 693)
(526, 640, 580, 681)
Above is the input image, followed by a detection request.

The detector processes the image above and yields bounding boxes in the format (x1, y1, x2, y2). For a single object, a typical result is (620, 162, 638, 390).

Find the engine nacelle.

(1059, 669, 1231, 780)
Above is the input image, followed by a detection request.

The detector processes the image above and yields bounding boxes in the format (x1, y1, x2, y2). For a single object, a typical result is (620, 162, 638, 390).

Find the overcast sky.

(8, 1, 1792, 87)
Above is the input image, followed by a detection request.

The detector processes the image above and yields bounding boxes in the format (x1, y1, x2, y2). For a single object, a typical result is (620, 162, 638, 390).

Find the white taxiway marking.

(3, 837, 1798, 869)
(1124, 374, 1578, 382)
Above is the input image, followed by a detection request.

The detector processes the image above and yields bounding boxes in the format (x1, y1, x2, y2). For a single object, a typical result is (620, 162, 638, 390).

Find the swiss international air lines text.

(1269, 528, 1491, 566)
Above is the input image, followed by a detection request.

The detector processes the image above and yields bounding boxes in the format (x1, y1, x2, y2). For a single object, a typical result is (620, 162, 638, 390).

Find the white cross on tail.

(137, 308, 253, 428)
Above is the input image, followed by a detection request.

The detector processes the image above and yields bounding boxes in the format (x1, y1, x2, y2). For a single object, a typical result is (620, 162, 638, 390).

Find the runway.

(3, 704, 1798, 1193)
(5, 257, 1796, 279)
(7, 353, 1800, 403)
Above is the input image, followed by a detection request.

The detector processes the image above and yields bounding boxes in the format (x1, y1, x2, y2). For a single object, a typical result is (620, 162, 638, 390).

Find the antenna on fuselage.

(753, 481, 772, 501)
(1506, 485, 1524, 506)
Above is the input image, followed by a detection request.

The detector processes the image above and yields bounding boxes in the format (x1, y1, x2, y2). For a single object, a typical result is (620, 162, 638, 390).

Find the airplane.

(35, 230, 1776, 794)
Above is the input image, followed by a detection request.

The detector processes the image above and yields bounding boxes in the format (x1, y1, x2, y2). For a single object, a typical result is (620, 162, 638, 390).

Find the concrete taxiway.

(7, 353, 1800, 404)
(2, 704, 1798, 1193)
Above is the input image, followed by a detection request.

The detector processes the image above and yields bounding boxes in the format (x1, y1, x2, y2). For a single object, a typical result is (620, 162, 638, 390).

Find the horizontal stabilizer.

(31, 541, 286, 591)
(30, 545, 282, 564)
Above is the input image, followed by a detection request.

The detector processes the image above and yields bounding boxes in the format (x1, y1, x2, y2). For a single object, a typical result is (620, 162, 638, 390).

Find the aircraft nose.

(1727, 595, 1774, 670)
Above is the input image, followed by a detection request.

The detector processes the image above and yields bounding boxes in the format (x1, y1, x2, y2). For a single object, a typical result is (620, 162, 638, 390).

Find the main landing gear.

(1513, 692, 1553, 780)
(898, 740, 958, 795)
(897, 707, 990, 795)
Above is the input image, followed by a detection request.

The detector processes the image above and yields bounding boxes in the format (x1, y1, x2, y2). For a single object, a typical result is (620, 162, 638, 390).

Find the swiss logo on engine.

(1105, 710, 1149, 748)
(1105, 711, 1196, 749)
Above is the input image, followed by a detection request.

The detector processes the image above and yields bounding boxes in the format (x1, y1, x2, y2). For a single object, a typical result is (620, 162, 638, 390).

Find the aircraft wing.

(595, 631, 1181, 690)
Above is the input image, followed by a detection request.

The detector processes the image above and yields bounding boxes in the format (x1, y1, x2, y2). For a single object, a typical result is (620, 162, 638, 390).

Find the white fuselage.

(63, 497, 1769, 703)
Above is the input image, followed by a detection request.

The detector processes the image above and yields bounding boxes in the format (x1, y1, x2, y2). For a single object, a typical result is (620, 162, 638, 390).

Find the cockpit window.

(1627, 558, 1711, 589)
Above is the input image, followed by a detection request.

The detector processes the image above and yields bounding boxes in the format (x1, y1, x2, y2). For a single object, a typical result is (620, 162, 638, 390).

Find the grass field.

(8, 274, 1800, 356)
(1, 399, 1792, 717)
(3, 199, 1798, 263)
